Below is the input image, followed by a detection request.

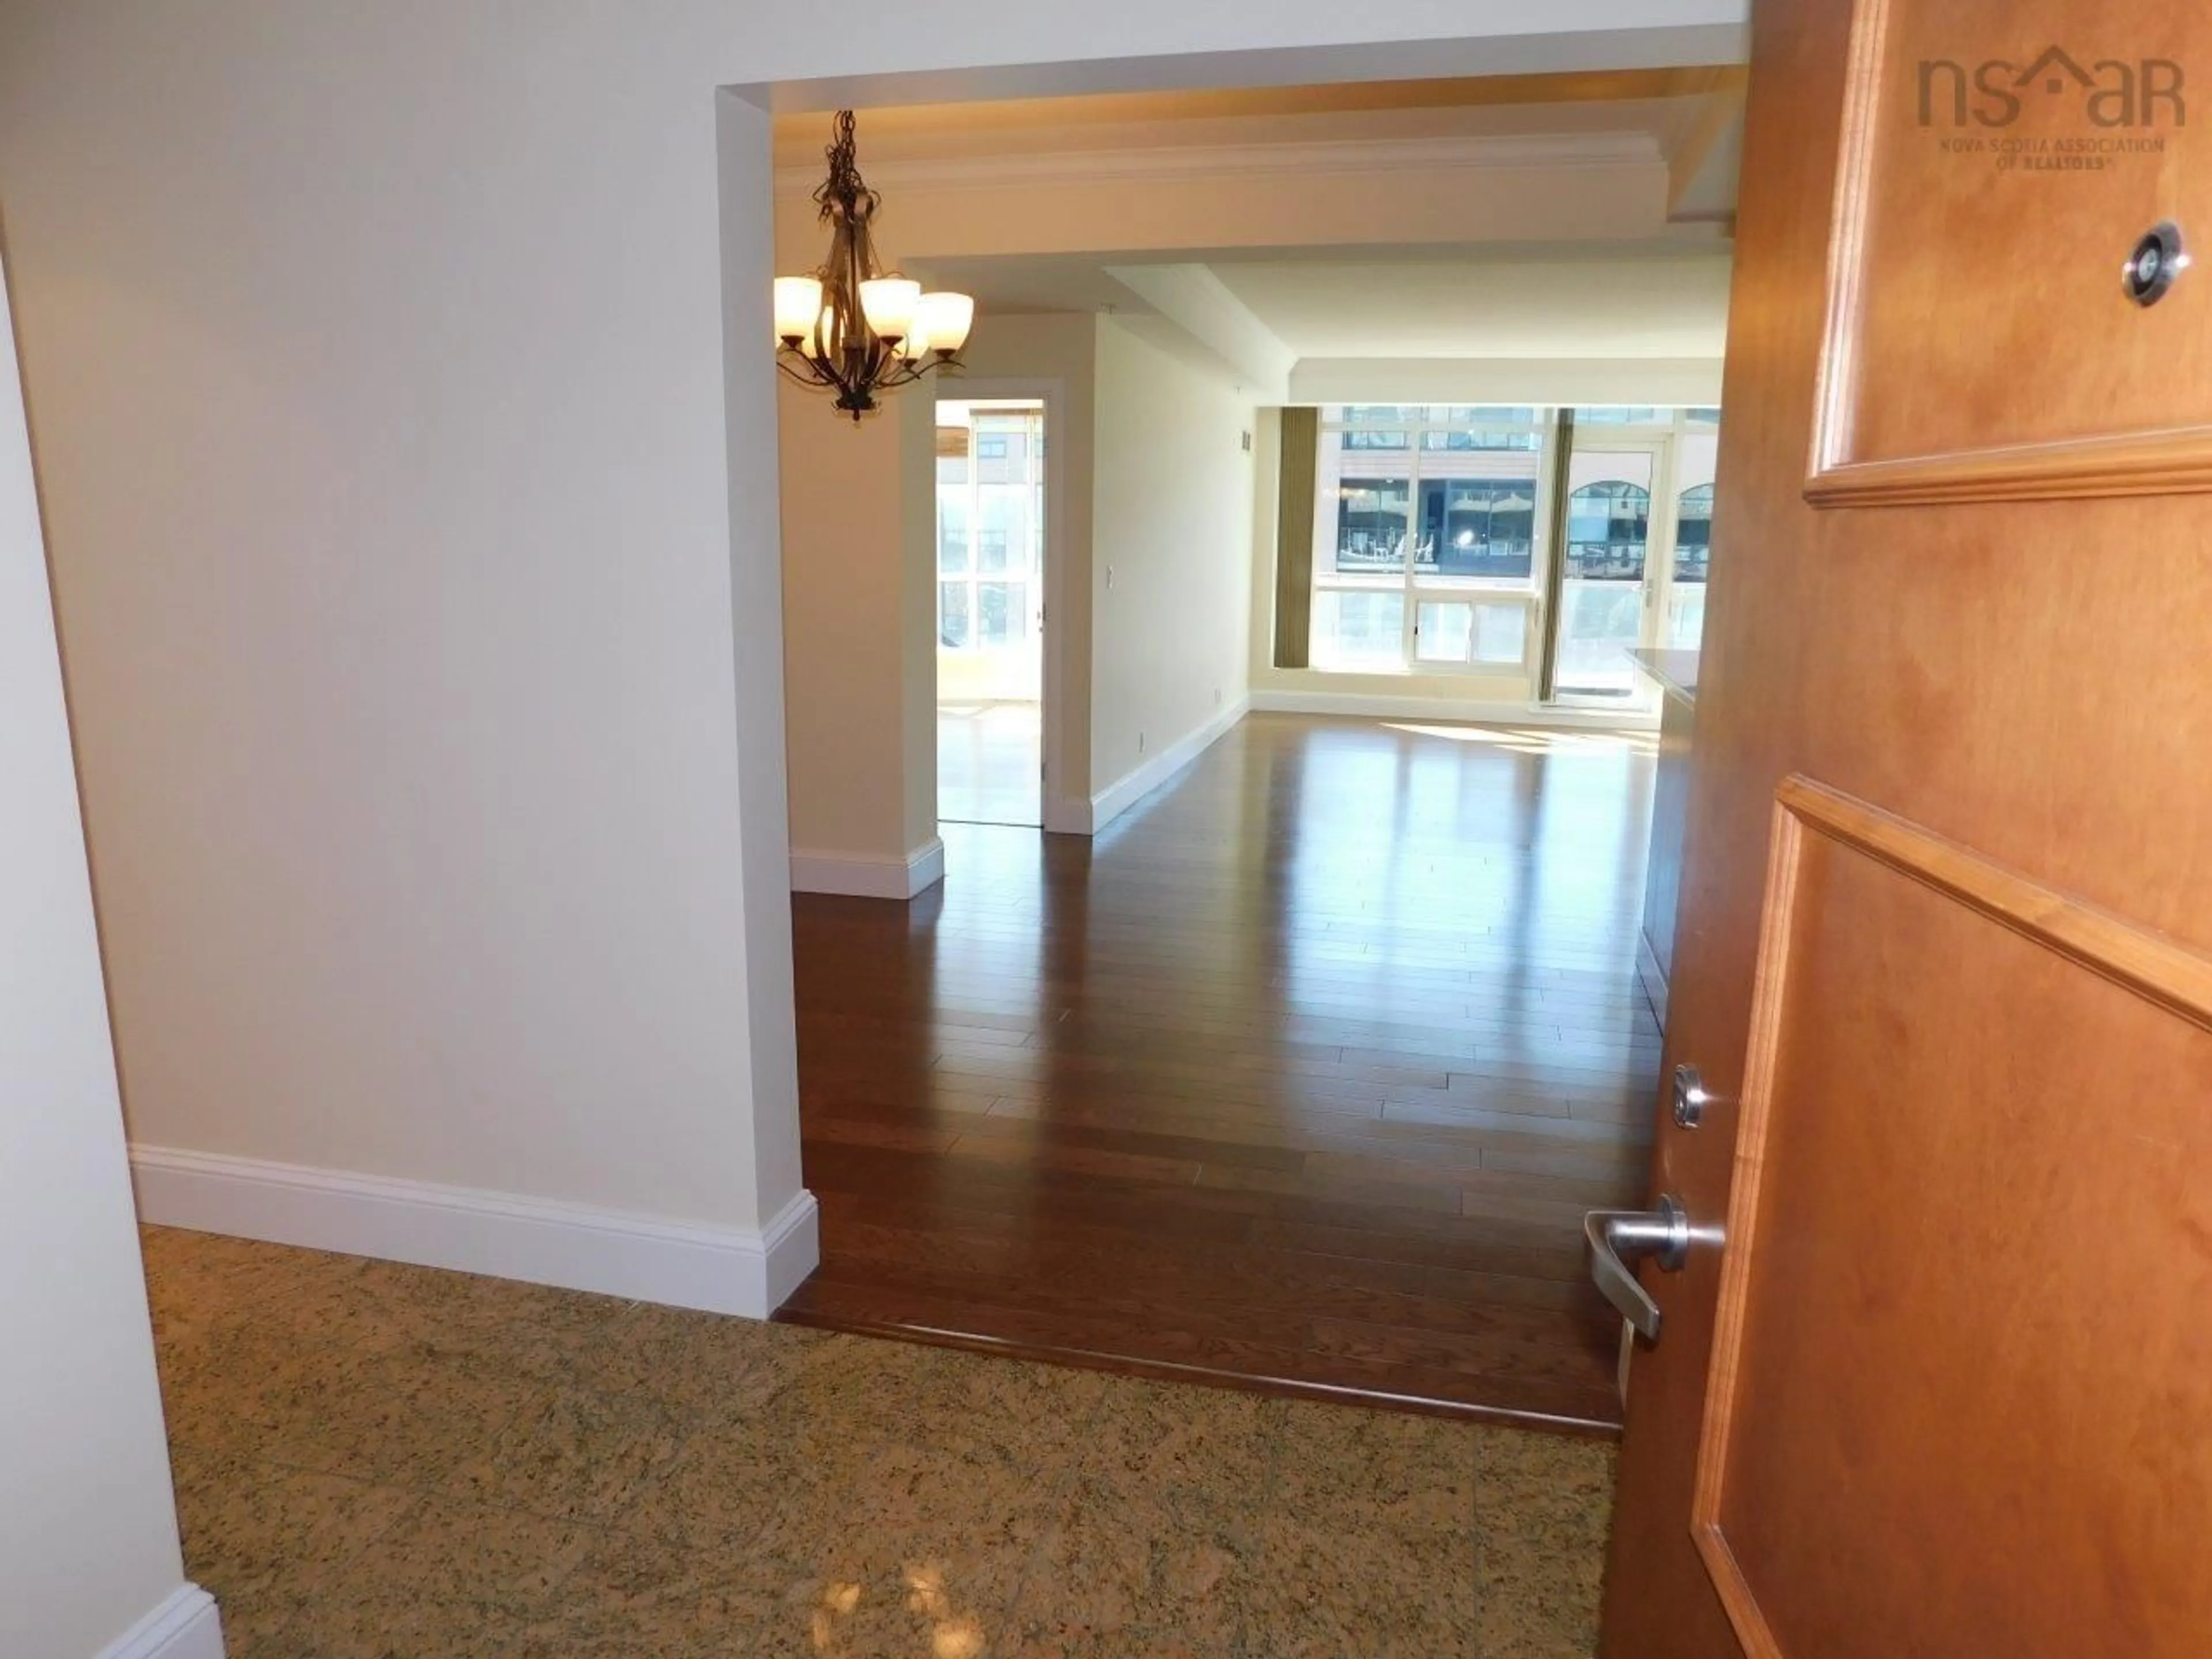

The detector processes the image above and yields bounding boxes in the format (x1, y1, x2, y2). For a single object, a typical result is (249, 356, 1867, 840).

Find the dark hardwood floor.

(780, 712, 1663, 1432)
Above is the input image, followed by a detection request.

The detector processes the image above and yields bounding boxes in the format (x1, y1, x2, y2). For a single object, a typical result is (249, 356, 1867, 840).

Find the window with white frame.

(1305, 404, 1721, 679)
(937, 408, 1043, 653)
(1310, 405, 1547, 674)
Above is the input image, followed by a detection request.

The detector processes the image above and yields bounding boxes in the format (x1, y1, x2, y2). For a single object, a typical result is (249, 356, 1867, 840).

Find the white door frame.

(929, 376, 1077, 835)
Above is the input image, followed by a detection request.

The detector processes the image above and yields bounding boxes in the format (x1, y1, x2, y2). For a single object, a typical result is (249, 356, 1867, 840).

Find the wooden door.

(1600, 2, 2212, 1655)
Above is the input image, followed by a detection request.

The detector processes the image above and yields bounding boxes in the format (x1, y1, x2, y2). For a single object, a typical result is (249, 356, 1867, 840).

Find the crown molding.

(1103, 264, 1295, 399)
(774, 132, 1665, 196)
(1289, 354, 1726, 406)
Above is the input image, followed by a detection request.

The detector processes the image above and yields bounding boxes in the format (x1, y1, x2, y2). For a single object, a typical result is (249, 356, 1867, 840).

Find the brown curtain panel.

(1272, 407, 1320, 669)
(1535, 408, 1575, 701)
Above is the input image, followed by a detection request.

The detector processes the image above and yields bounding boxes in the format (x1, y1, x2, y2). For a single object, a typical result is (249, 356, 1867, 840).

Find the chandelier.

(773, 111, 974, 421)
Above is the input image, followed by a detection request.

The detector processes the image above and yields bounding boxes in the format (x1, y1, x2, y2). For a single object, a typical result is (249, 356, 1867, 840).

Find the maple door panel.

(1599, 0, 2212, 1652)
(1810, 0, 2212, 502)
(1691, 781, 2212, 1658)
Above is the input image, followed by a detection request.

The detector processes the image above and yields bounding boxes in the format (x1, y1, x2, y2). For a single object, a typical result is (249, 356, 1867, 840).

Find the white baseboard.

(131, 1146, 820, 1320)
(98, 1586, 224, 1659)
(1086, 695, 1251, 834)
(1248, 689, 1657, 730)
(789, 836, 945, 899)
(1041, 794, 1092, 837)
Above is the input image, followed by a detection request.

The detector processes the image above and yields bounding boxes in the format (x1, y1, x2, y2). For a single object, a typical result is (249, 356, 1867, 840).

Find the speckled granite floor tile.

(554, 1298, 833, 1421)
(445, 1373, 689, 1525)
(637, 1398, 1080, 1586)
(1008, 1476, 1263, 1654)
(156, 1324, 349, 1457)
(1475, 1427, 1617, 1657)
(169, 1448, 415, 1609)
(264, 1491, 597, 1658)
(496, 1527, 788, 1658)
(628, 1336, 1104, 1560)
(1001, 1627, 1219, 1658)
(1078, 1377, 1276, 1518)
(1271, 1395, 1480, 1538)
(146, 1227, 1619, 1659)
(248, 1335, 547, 1491)
(142, 1228, 374, 1343)
(1244, 1510, 1483, 1657)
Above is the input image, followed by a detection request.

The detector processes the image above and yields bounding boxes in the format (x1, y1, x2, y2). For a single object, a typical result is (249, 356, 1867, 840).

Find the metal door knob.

(1585, 1194, 1691, 1341)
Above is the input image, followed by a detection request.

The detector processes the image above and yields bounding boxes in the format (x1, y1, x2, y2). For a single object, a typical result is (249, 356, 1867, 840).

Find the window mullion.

(1402, 431, 1425, 666)
(968, 425, 982, 655)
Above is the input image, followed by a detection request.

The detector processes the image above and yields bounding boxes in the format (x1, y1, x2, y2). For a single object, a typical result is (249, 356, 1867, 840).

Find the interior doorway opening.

(935, 396, 1046, 827)
(778, 68, 1737, 1450)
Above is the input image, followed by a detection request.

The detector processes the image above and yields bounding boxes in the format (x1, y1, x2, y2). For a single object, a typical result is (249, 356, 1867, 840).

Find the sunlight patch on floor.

(938, 699, 1041, 827)
(1382, 721, 1659, 757)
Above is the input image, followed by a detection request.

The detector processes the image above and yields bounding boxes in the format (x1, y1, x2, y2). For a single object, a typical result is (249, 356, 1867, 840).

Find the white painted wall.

(1089, 320, 1255, 799)
(0, 6, 801, 1270)
(0, 257, 210, 1659)
(779, 381, 938, 874)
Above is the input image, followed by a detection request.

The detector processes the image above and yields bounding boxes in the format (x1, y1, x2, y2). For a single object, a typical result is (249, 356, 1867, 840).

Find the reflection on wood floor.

(938, 699, 1041, 828)
(784, 713, 1662, 1431)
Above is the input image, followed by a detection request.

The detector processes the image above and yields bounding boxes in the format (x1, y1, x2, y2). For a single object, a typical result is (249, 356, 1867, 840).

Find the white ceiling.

(1206, 253, 1732, 359)
(914, 245, 1733, 374)
(908, 256, 1144, 317)
(862, 70, 1744, 391)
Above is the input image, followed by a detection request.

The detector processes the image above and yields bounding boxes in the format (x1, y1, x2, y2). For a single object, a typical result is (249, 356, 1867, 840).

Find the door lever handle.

(1585, 1194, 1691, 1342)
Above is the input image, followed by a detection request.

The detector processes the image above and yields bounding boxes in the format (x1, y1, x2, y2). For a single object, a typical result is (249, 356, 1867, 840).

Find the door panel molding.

(1691, 775, 2212, 1657)
(1687, 778, 1814, 1659)
(1804, 0, 2212, 508)
(1753, 777, 2212, 1029)
(1805, 426, 2212, 507)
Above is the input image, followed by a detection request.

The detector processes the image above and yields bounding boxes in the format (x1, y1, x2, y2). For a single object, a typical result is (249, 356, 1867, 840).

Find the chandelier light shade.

(774, 111, 974, 421)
